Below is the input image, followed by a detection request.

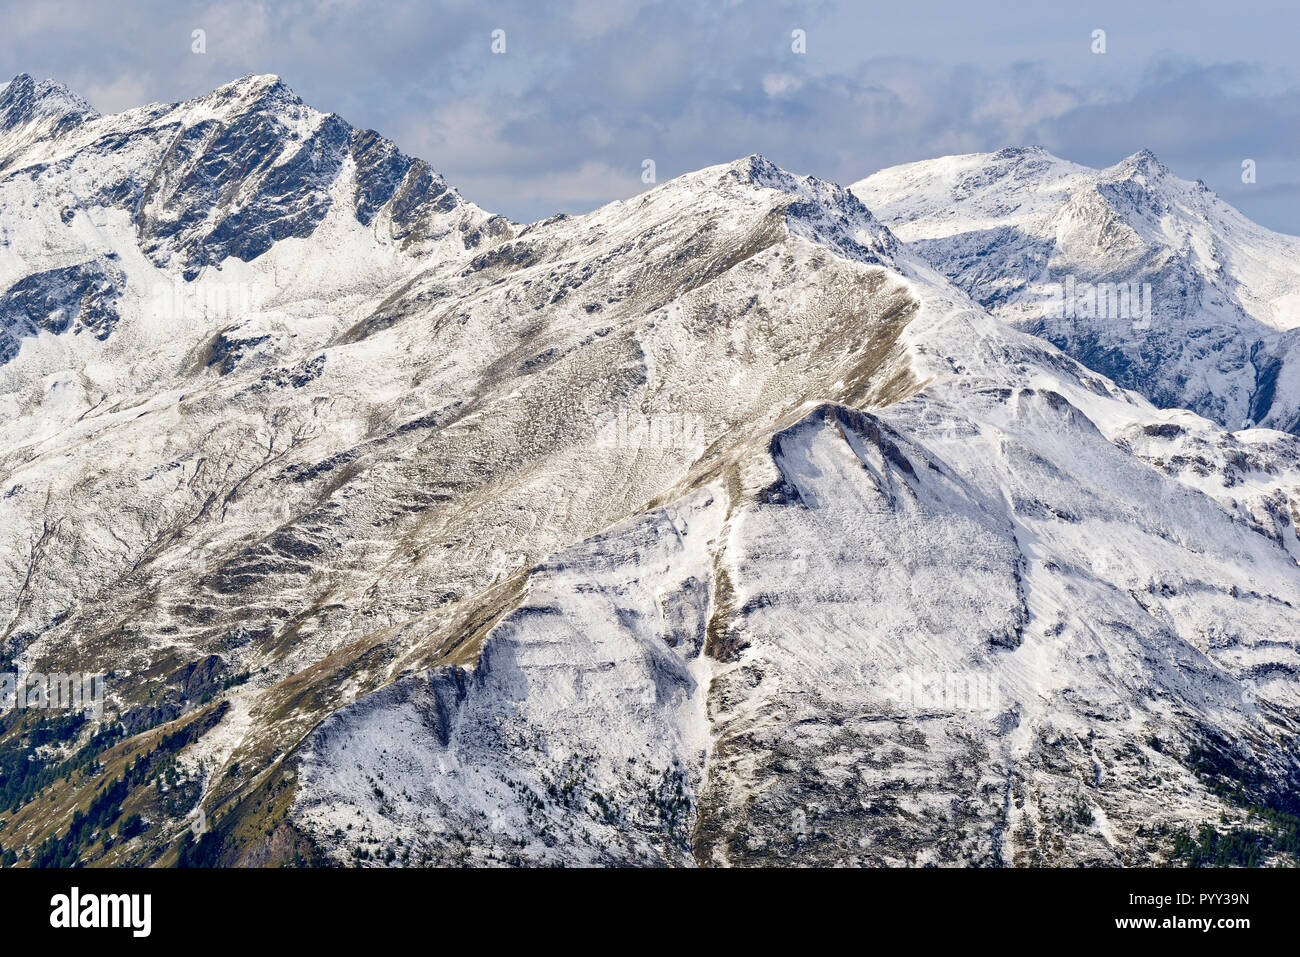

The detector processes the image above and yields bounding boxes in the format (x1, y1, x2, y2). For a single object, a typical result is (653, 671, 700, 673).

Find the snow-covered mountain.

(852, 147, 1300, 436)
(2, 76, 1298, 868)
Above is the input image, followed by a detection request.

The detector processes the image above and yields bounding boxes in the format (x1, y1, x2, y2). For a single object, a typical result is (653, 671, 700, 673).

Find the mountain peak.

(199, 72, 302, 114)
(1115, 148, 1168, 178)
(221, 72, 287, 91)
(991, 145, 1049, 161)
(721, 152, 788, 187)
(4, 71, 1300, 872)
(0, 73, 98, 131)
(733, 152, 774, 170)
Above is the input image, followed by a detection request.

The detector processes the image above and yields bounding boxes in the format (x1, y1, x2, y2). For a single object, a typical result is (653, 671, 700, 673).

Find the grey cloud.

(1, 0, 1297, 232)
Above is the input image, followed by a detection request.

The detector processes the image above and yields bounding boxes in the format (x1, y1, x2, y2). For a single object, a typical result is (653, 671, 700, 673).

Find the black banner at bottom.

(0, 865, 1285, 945)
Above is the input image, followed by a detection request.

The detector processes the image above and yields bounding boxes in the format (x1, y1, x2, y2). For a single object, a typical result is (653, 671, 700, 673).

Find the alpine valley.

(1, 73, 1298, 868)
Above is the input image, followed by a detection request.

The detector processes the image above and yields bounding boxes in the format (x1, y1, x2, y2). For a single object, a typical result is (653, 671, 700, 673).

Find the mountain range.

(1, 73, 1298, 867)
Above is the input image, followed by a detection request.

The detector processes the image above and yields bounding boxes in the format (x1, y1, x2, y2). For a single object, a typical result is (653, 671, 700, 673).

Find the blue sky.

(3, 0, 1298, 231)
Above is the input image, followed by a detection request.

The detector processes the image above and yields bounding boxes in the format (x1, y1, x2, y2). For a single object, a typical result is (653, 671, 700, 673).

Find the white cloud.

(761, 72, 801, 98)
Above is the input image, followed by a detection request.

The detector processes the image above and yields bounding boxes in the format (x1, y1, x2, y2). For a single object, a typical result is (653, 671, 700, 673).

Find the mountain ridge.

(853, 145, 1300, 436)
(1, 75, 1299, 868)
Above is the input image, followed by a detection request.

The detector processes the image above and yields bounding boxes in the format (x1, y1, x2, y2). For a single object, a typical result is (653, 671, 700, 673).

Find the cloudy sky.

(3, 0, 1298, 231)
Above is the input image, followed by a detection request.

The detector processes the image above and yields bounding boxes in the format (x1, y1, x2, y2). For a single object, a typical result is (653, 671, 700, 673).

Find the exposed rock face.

(0, 258, 124, 362)
(1, 76, 1298, 869)
(853, 147, 1300, 436)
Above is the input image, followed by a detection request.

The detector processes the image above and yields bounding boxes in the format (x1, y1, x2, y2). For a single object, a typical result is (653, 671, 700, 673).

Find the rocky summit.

(1, 75, 1299, 868)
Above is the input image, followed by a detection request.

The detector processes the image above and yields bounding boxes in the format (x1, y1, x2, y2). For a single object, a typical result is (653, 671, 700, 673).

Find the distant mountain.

(0, 71, 507, 366)
(1, 77, 1298, 868)
(853, 146, 1300, 435)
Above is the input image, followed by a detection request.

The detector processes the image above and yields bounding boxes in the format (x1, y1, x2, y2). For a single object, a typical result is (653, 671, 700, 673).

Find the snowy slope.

(295, 265, 1300, 867)
(0, 72, 508, 430)
(853, 147, 1300, 435)
(1, 77, 1298, 869)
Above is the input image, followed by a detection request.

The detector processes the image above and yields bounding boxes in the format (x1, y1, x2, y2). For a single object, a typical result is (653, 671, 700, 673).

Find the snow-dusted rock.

(854, 147, 1300, 434)
(1, 78, 1298, 868)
